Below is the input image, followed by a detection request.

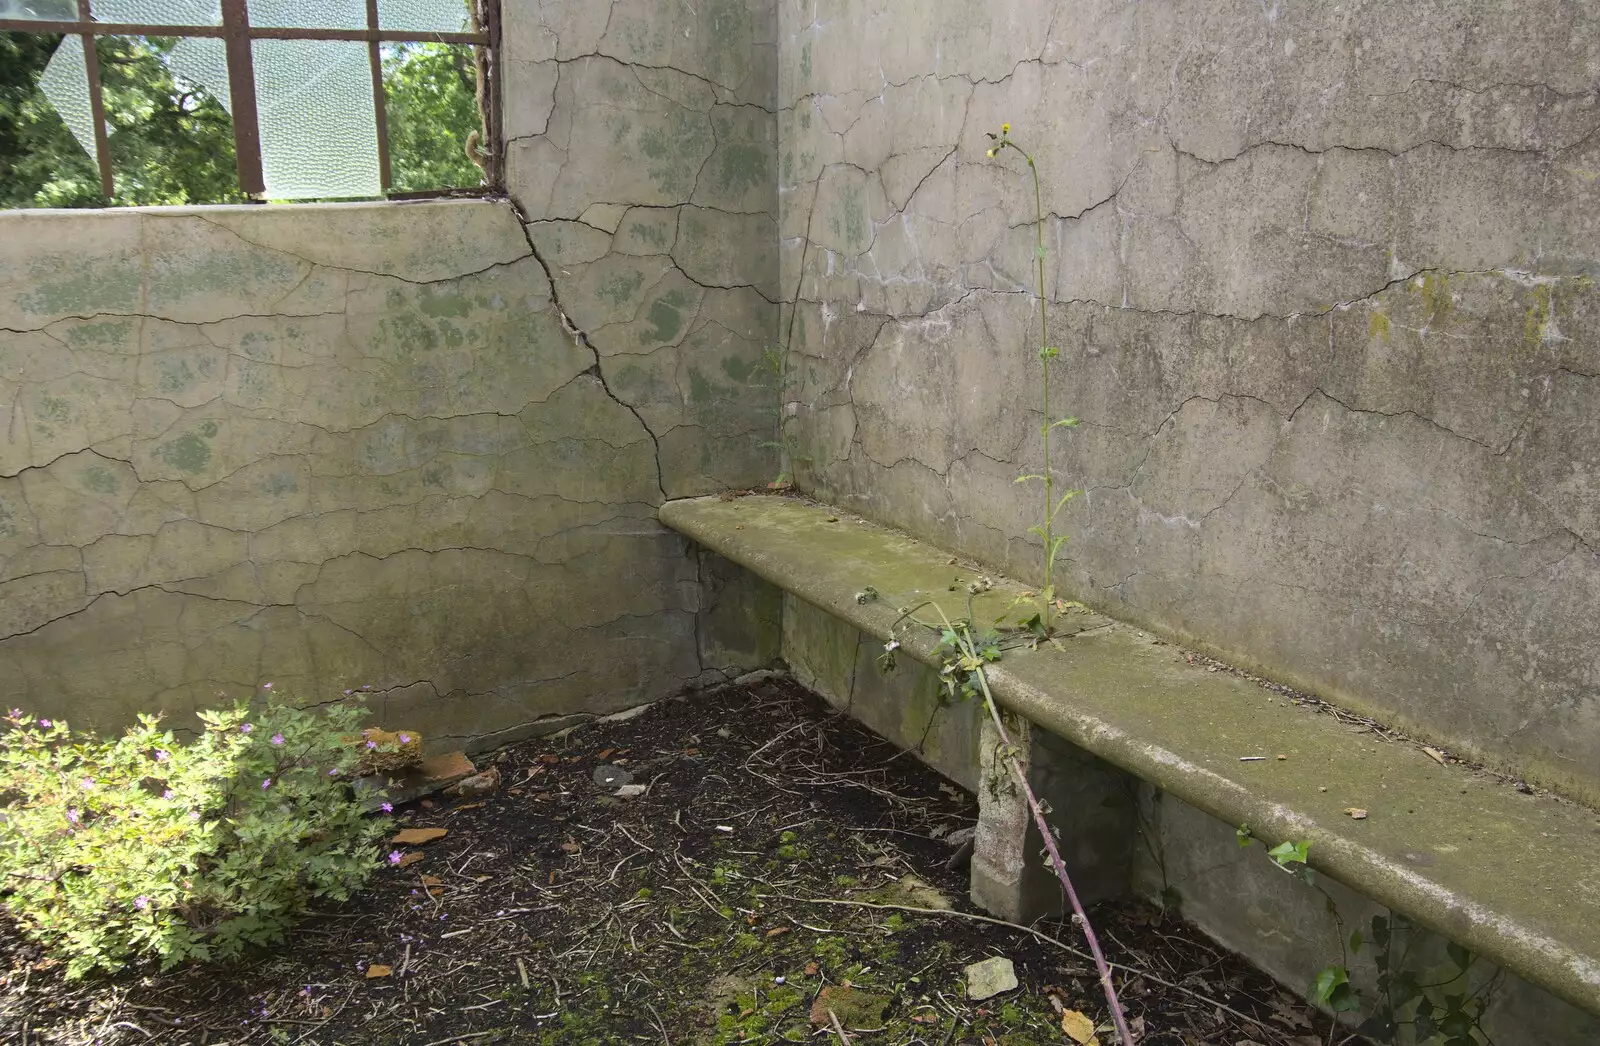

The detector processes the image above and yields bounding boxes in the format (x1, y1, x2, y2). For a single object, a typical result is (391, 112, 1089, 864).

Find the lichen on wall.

(0, 199, 757, 747)
(777, 0, 1600, 800)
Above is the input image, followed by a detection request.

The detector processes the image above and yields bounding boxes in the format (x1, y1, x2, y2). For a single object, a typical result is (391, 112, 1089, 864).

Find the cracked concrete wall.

(777, 0, 1600, 800)
(0, 0, 781, 747)
(504, 0, 780, 497)
(0, 200, 764, 749)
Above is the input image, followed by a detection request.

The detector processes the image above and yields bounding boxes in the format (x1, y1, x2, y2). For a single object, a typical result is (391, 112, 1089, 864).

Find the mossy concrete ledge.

(659, 495, 1600, 1018)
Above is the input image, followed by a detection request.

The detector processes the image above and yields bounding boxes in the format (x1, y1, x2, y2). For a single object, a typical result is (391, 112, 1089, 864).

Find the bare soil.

(0, 676, 1340, 1045)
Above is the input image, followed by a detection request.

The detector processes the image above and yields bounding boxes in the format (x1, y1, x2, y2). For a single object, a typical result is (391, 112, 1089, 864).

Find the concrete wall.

(776, 0, 1600, 800)
(0, 0, 781, 747)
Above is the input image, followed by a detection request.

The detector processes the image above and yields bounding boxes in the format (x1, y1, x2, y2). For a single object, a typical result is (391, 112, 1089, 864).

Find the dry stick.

(827, 1008, 853, 1045)
(973, 658, 1136, 1046)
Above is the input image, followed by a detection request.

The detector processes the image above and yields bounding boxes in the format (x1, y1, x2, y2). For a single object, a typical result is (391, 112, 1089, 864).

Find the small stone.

(1345, 807, 1369, 820)
(965, 956, 1018, 1000)
(444, 765, 500, 798)
(615, 784, 647, 798)
(593, 764, 632, 788)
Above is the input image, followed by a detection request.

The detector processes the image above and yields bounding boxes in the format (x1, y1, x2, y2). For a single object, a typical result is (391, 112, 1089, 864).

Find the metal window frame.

(1, 0, 498, 202)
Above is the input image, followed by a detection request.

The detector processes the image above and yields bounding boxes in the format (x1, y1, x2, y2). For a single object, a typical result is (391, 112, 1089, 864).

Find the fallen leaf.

(1062, 1009, 1099, 1045)
(804, 962, 819, 976)
(366, 964, 392, 979)
(391, 827, 448, 845)
(560, 839, 580, 853)
(1422, 746, 1448, 766)
(766, 926, 791, 938)
(454, 801, 486, 811)
(420, 875, 444, 887)
(473, 875, 490, 883)
(537, 754, 559, 765)
(1344, 807, 1369, 820)
(596, 748, 616, 759)
(396, 852, 425, 869)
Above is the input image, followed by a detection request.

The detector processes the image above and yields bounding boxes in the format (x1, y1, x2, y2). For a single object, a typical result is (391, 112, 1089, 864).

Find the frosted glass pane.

(248, 0, 364, 29)
(91, 0, 221, 24)
(39, 36, 100, 165)
(0, 1, 78, 19)
(253, 39, 380, 198)
(167, 36, 231, 111)
(377, 0, 470, 32)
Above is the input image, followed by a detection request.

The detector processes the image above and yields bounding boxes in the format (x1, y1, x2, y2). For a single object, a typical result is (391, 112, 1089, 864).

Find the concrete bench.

(662, 494, 1600, 1025)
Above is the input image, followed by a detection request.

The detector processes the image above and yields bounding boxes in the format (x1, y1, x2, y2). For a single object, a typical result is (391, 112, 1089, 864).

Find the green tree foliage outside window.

(0, 32, 484, 208)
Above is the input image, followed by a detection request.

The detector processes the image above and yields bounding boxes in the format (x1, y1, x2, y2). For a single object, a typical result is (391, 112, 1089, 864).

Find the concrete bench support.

(662, 494, 1600, 1040)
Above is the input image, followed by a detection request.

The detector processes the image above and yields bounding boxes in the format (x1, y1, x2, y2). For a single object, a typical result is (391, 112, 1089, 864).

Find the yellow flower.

(1001, 122, 1011, 134)
(987, 148, 997, 158)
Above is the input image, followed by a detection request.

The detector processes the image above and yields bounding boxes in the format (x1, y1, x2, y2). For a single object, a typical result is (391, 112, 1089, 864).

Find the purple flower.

(262, 682, 273, 690)
(39, 719, 52, 728)
(398, 733, 411, 744)
(81, 776, 95, 789)
(365, 740, 377, 749)
(381, 802, 393, 813)
(7, 708, 21, 719)
(387, 850, 403, 865)
(65, 808, 79, 824)
(240, 723, 253, 734)
(154, 749, 170, 762)
(270, 733, 285, 746)
(134, 896, 150, 910)
(189, 811, 201, 821)
(261, 777, 272, 789)
(162, 789, 174, 800)
(343, 689, 352, 696)
(328, 768, 340, 776)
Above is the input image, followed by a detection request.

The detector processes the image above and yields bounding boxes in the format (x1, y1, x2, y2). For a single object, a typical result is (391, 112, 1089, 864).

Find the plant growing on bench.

(0, 696, 391, 977)
(1237, 826, 1497, 1045)
(986, 122, 1085, 640)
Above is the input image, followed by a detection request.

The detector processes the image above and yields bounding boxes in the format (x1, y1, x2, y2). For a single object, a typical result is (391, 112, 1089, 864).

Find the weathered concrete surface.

(782, 593, 979, 791)
(660, 494, 1600, 1019)
(777, 0, 1600, 802)
(505, 0, 779, 499)
(0, 198, 756, 750)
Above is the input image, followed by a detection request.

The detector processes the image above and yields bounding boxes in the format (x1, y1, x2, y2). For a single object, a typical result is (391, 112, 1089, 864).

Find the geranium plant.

(0, 694, 390, 977)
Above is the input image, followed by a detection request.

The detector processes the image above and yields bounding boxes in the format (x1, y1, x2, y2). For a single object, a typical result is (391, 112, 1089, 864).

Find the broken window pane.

(377, 0, 470, 33)
(247, 0, 364, 30)
(382, 41, 482, 191)
(1, 31, 101, 207)
(253, 38, 380, 198)
(101, 37, 242, 203)
(91, 0, 221, 24)
(37, 34, 97, 164)
(0, 1, 78, 19)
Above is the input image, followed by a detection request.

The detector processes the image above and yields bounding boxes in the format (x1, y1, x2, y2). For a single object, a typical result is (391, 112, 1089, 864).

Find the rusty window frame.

(0, 0, 501, 201)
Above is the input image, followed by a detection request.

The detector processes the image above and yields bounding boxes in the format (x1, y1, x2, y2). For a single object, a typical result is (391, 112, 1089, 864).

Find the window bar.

(76, 0, 115, 197)
(484, 0, 503, 190)
(365, 0, 393, 192)
(218, 0, 266, 196)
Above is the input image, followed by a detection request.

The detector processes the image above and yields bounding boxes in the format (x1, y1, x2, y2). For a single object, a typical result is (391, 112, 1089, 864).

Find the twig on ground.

(828, 1007, 853, 1044)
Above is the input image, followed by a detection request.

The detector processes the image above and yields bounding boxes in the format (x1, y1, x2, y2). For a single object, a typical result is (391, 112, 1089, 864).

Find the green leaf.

(1349, 929, 1364, 954)
(1236, 824, 1254, 847)
(1051, 417, 1082, 428)
(1034, 245, 1047, 259)
(1309, 965, 1349, 1006)
(1267, 840, 1311, 867)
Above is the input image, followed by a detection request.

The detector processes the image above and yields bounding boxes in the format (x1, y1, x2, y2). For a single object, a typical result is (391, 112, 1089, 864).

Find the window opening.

(0, 0, 497, 205)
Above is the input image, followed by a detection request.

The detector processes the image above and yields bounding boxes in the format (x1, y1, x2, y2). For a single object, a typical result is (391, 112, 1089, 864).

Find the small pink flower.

(162, 789, 174, 800)
(261, 777, 272, 789)
(262, 682, 273, 690)
(398, 733, 411, 744)
(328, 768, 340, 776)
(189, 810, 201, 820)
(366, 740, 377, 749)
(65, 808, 79, 824)
(134, 896, 150, 910)
(387, 851, 403, 865)
(271, 733, 285, 746)
(343, 689, 353, 696)
(240, 723, 253, 734)
(154, 749, 170, 762)
(381, 802, 393, 813)
(81, 776, 95, 789)
(39, 719, 52, 728)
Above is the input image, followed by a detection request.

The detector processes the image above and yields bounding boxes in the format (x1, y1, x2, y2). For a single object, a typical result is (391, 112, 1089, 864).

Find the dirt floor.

(0, 676, 1344, 1046)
